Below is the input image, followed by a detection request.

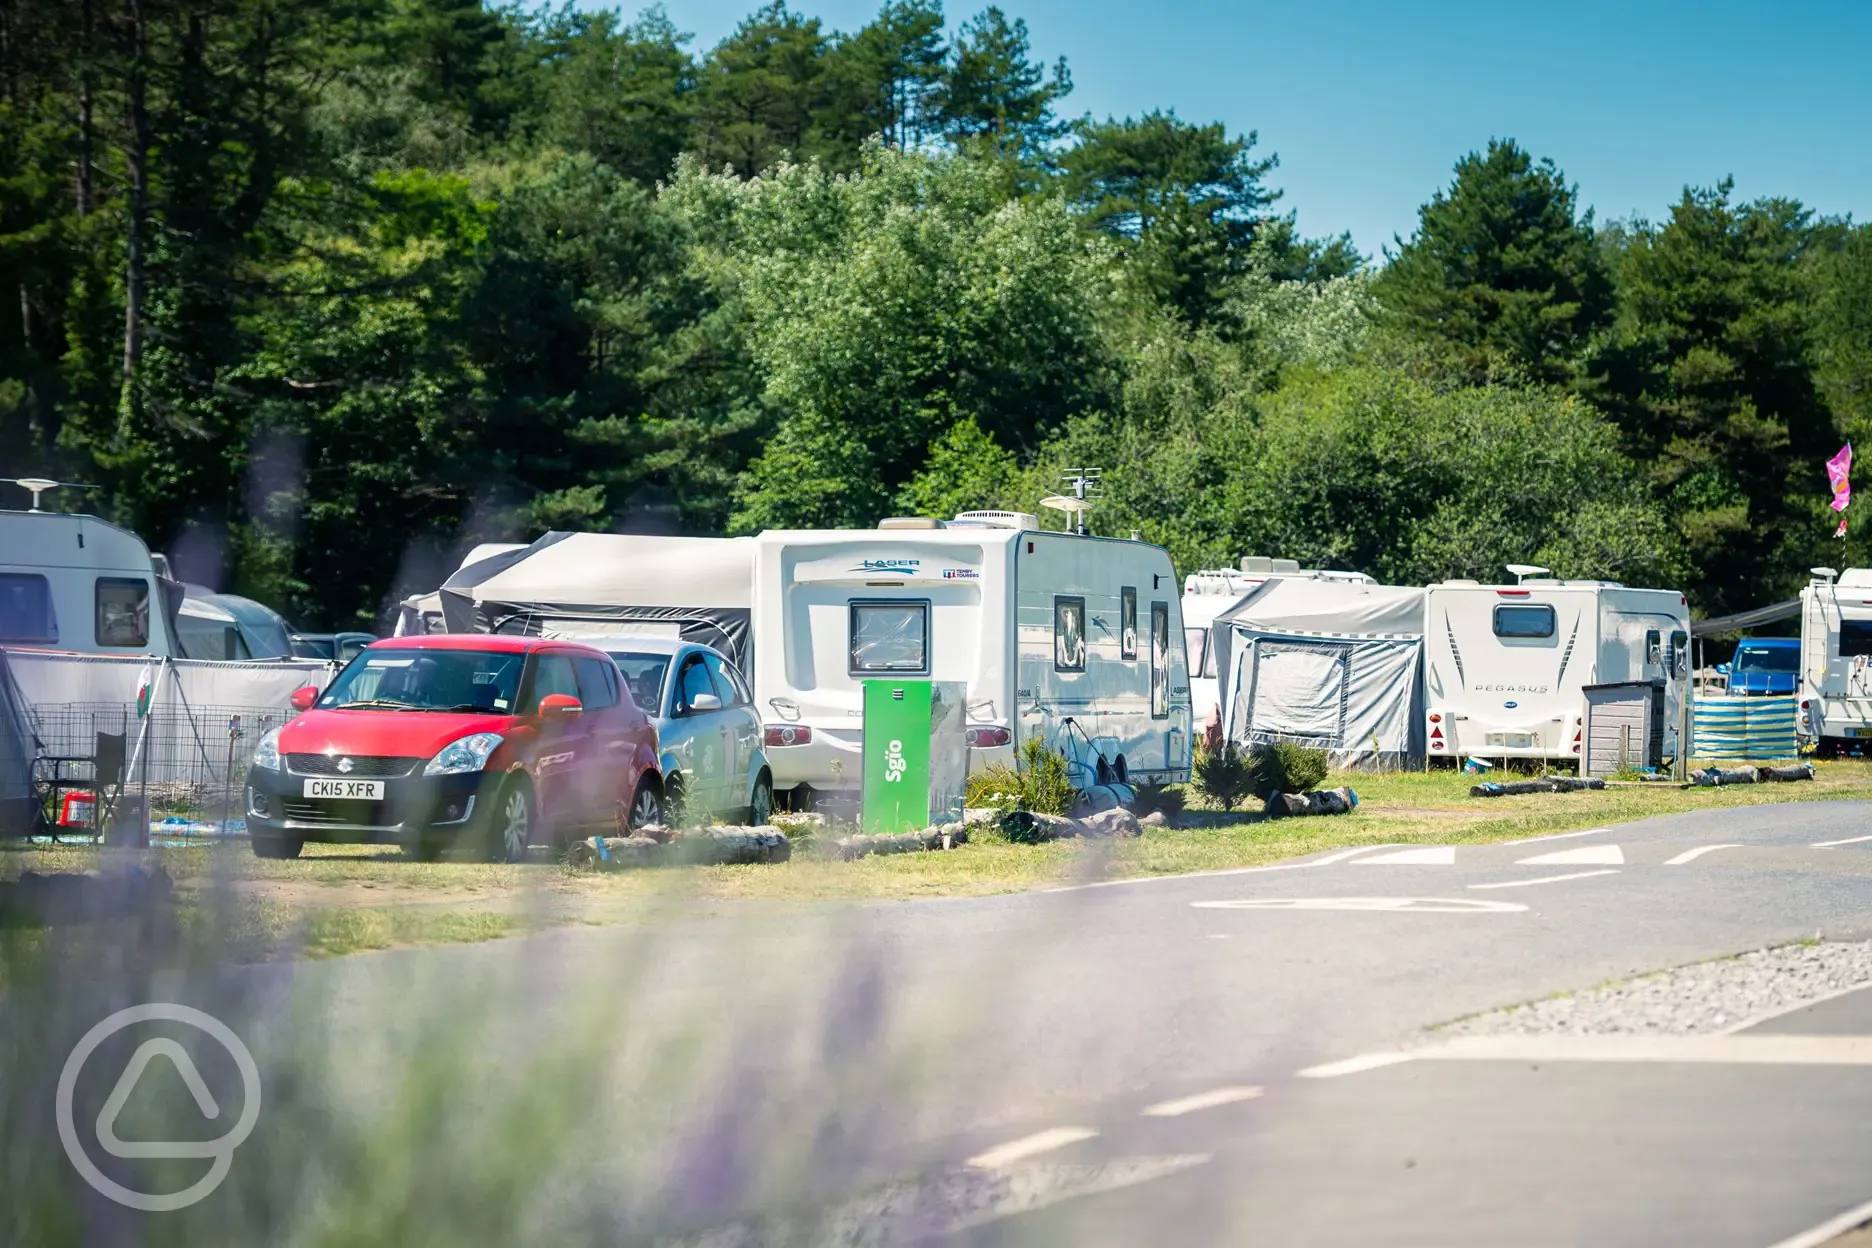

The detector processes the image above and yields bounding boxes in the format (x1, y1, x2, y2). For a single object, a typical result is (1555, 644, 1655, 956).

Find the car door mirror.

(688, 691, 723, 714)
(290, 685, 318, 712)
(539, 693, 582, 717)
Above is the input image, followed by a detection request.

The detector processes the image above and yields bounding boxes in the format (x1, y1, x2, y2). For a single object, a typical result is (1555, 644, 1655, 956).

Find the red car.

(244, 636, 663, 861)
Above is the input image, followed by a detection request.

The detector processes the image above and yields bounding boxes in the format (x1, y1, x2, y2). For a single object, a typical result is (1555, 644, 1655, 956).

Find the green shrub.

(963, 739, 1075, 816)
(1132, 779, 1186, 820)
(1193, 741, 1255, 810)
(1253, 741, 1329, 796)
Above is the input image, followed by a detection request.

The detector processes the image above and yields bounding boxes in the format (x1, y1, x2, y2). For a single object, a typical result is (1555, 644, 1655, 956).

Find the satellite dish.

(1, 477, 96, 512)
(1039, 495, 1089, 514)
(1504, 563, 1550, 585)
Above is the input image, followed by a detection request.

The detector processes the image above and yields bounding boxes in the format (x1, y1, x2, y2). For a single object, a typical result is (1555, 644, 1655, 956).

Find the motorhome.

(0, 506, 179, 657)
(751, 512, 1193, 807)
(1423, 577, 1690, 764)
(1182, 558, 1373, 731)
(1799, 568, 1872, 753)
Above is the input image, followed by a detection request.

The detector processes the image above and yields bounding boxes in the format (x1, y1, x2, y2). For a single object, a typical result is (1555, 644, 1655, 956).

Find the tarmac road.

(37, 798, 1872, 1244)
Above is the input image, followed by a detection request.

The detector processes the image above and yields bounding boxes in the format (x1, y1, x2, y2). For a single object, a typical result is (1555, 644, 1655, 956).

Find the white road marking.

(966, 1127, 1100, 1169)
(1205, 933, 1231, 939)
(1297, 1052, 1414, 1078)
(1501, 826, 1611, 846)
(1193, 897, 1528, 914)
(1517, 843, 1624, 866)
(1039, 844, 1403, 893)
(1418, 1033, 1872, 1066)
(1811, 832, 1872, 848)
(1354, 846, 1455, 865)
(1764, 1195, 1872, 1248)
(1664, 843, 1742, 865)
(1468, 869, 1620, 890)
(1140, 1086, 1263, 1117)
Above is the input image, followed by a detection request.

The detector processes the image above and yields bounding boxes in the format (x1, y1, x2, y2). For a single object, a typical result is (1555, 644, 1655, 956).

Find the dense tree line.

(0, 0, 1866, 628)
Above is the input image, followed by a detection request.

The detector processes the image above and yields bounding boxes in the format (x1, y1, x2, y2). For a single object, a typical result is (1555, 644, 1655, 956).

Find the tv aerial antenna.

(1040, 468, 1102, 535)
(1504, 563, 1550, 586)
(1, 478, 98, 513)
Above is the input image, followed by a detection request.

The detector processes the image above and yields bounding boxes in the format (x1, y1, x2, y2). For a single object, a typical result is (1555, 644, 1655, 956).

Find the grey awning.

(1690, 599, 1801, 637)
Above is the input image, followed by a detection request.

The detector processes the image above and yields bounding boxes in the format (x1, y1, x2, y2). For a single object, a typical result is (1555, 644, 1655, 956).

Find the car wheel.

(628, 780, 663, 833)
(251, 833, 304, 860)
(749, 773, 775, 827)
(487, 779, 535, 864)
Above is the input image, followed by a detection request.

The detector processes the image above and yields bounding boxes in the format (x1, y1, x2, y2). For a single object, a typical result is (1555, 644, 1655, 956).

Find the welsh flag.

(135, 664, 154, 718)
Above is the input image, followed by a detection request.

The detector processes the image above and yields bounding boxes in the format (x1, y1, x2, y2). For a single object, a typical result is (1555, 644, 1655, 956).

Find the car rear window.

(575, 657, 619, 709)
(611, 654, 670, 715)
(1493, 604, 1556, 639)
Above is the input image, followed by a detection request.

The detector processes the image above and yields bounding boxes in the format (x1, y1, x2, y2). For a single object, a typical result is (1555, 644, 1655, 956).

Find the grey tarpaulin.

(1212, 579, 1428, 768)
(438, 533, 757, 677)
(1689, 599, 1801, 637)
(0, 650, 37, 837)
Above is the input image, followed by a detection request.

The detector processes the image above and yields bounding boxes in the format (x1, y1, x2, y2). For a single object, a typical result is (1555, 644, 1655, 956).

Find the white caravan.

(1798, 568, 1872, 752)
(0, 508, 179, 657)
(752, 513, 1193, 806)
(1424, 578, 1690, 764)
(1182, 558, 1373, 731)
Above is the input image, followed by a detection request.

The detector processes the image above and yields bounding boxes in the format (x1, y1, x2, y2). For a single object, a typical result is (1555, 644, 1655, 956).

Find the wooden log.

(1264, 788, 1359, 818)
(1691, 767, 1760, 788)
(1759, 763, 1815, 783)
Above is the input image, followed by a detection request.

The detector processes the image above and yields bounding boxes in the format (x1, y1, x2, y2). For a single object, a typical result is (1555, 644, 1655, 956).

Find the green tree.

(662, 144, 1115, 532)
(938, 7, 1069, 159)
(531, 6, 696, 186)
(691, 2, 830, 177)
(1060, 110, 1279, 324)
(818, 0, 948, 159)
(1593, 181, 1834, 612)
(1377, 138, 1611, 386)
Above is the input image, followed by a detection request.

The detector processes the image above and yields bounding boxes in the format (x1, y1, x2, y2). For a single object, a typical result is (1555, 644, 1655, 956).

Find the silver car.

(574, 637, 773, 826)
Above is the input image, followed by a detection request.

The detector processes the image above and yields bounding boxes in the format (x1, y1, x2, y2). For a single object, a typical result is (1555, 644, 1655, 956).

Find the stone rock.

(999, 810, 1086, 844)
(1139, 810, 1170, 829)
(1078, 807, 1142, 839)
(962, 807, 1000, 826)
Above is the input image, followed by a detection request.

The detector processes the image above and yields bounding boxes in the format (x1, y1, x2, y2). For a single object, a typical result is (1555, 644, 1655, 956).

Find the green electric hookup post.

(862, 680, 933, 834)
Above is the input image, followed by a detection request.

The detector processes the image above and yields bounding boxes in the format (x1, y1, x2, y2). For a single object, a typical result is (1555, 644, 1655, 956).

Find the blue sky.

(584, 0, 1871, 260)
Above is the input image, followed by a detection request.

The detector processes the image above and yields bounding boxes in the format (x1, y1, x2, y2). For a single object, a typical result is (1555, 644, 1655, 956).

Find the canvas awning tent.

(1211, 579, 1428, 767)
(438, 533, 757, 675)
(0, 649, 37, 837)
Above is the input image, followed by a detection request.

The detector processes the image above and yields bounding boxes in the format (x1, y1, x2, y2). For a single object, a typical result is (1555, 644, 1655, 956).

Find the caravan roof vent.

(951, 510, 1038, 531)
(1240, 556, 1275, 574)
(877, 516, 945, 530)
(1836, 568, 1872, 588)
(1271, 558, 1301, 574)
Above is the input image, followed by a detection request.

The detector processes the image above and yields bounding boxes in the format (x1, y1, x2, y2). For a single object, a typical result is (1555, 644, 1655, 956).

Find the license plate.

(1850, 728, 1872, 739)
(1488, 733, 1534, 748)
(302, 778, 385, 800)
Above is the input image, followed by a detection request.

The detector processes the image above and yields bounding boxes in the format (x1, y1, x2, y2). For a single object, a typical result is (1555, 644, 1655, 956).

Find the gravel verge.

(1438, 939, 1872, 1036)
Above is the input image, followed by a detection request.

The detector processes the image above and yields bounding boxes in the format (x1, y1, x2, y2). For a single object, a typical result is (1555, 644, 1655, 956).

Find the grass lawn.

(7, 760, 1870, 961)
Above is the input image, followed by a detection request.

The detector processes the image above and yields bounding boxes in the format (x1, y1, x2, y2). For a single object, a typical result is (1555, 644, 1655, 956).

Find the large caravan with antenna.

(0, 480, 181, 658)
(750, 510, 1193, 807)
(1798, 567, 1872, 753)
(1182, 557, 1374, 731)
(1423, 571, 1690, 764)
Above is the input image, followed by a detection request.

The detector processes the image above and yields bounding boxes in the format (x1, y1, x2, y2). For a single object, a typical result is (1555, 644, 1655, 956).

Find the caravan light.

(1428, 713, 1442, 724)
(1496, 589, 1530, 597)
(965, 726, 1012, 748)
(765, 725, 812, 747)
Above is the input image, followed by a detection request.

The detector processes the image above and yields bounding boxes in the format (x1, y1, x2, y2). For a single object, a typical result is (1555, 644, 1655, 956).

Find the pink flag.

(1828, 443, 1853, 512)
(1838, 518, 1849, 540)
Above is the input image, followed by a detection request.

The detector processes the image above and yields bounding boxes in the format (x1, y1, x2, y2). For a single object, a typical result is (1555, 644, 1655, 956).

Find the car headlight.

(424, 732, 503, 776)
(252, 727, 283, 772)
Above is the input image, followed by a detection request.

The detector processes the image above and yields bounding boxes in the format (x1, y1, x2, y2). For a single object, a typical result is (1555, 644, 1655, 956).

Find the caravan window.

(1493, 604, 1555, 639)
(95, 578, 150, 647)
(1150, 602, 1170, 718)
(1670, 630, 1689, 678)
(1054, 597, 1087, 672)
(850, 601, 929, 674)
(1120, 588, 1138, 659)
(1841, 619, 1872, 658)
(0, 573, 56, 645)
(1645, 629, 1662, 667)
(1185, 628, 1210, 679)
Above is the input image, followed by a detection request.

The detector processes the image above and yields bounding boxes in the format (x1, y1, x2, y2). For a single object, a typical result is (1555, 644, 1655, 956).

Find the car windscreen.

(316, 649, 525, 713)
(291, 636, 336, 660)
(1733, 645, 1798, 673)
(610, 654, 671, 715)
